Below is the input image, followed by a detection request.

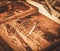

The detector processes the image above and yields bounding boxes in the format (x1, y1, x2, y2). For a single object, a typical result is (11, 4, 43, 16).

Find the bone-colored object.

(29, 24, 37, 34)
(27, 0, 60, 24)
(45, 0, 60, 17)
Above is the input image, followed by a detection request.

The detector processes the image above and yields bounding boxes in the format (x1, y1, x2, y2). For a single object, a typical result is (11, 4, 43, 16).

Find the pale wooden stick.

(45, 0, 60, 17)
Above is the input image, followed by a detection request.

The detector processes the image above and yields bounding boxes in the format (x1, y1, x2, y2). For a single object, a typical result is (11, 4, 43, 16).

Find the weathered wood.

(0, 24, 26, 51)
(0, 12, 59, 51)
(0, 1, 60, 51)
(45, 0, 60, 17)
(0, 1, 37, 23)
(0, 36, 14, 51)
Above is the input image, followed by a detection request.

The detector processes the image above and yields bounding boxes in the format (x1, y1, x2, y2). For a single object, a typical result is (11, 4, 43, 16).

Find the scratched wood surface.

(0, 12, 60, 51)
(0, 1, 37, 23)
(0, 0, 60, 51)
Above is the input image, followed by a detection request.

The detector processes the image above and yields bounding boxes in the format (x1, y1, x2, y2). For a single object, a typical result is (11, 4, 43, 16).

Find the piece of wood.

(0, 1, 37, 23)
(45, 0, 60, 17)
